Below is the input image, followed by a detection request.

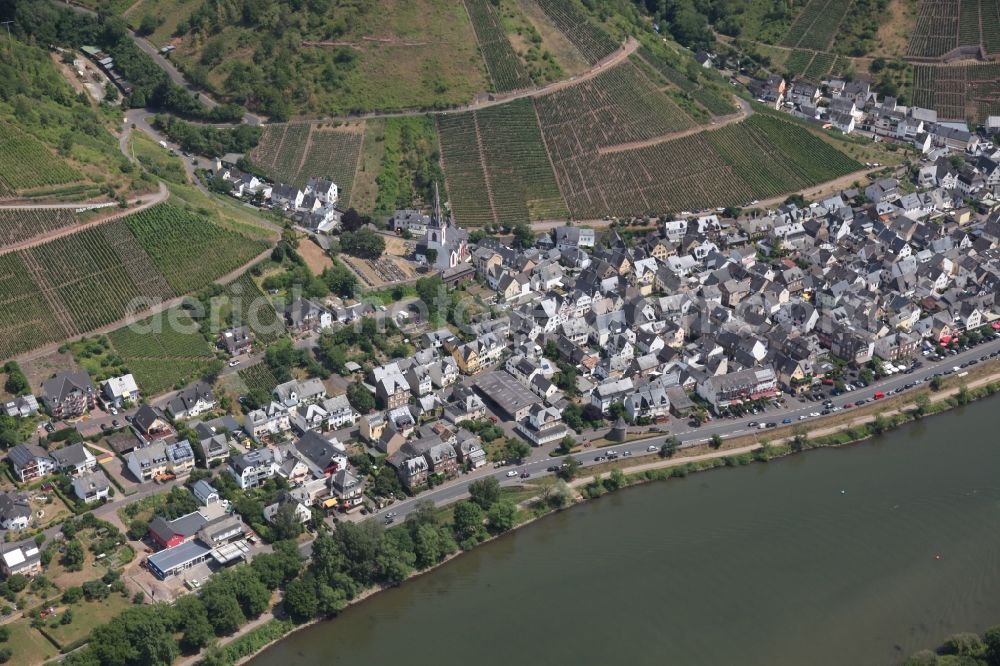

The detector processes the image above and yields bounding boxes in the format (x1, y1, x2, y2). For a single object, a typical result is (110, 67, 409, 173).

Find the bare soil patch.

(299, 237, 334, 274)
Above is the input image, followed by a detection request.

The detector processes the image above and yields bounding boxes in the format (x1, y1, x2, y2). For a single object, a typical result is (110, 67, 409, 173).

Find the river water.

(251, 397, 1000, 666)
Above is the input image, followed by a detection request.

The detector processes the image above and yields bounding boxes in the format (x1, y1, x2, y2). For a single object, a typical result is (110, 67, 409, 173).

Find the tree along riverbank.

(214, 372, 1000, 666)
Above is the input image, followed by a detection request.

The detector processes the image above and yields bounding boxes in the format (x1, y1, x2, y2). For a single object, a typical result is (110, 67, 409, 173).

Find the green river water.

(250, 397, 1000, 665)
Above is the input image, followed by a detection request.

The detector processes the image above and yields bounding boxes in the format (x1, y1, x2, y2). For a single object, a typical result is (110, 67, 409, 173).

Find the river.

(250, 397, 1000, 666)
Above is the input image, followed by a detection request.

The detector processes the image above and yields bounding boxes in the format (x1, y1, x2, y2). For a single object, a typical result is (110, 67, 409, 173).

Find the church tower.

(429, 182, 446, 245)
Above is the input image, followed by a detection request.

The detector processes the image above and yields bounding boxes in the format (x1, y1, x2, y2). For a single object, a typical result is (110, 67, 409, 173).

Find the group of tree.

(339, 228, 385, 259)
(903, 626, 1000, 666)
(153, 115, 261, 157)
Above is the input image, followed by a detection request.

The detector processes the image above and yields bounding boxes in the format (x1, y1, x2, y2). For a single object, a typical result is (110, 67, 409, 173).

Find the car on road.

(798, 415, 808, 420)
(647, 445, 658, 452)
(747, 421, 759, 428)
(547, 466, 558, 473)
(111, 419, 120, 428)
(782, 418, 792, 424)
(505, 470, 518, 478)
(520, 471, 531, 479)
(622, 451, 632, 457)
(593, 455, 606, 462)
(873, 391, 885, 399)
(809, 412, 820, 418)
(228, 360, 240, 367)
(43, 422, 54, 433)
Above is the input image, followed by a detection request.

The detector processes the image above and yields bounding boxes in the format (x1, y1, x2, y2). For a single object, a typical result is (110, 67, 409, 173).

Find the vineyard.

(804, 52, 837, 80)
(108, 309, 216, 394)
(907, 0, 1000, 57)
(534, 60, 696, 153)
(0, 203, 272, 359)
(476, 99, 567, 221)
(785, 50, 814, 77)
(224, 271, 284, 345)
(0, 209, 79, 248)
(437, 112, 496, 226)
(780, 0, 851, 50)
(464, 0, 533, 92)
(0, 122, 83, 197)
(122, 204, 267, 294)
(0, 252, 67, 359)
(547, 113, 862, 218)
(247, 123, 365, 206)
(23, 221, 175, 337)
(533, 0, 619, 65)
(239, 362, 281, 395)
(911, 63, 1000, 121)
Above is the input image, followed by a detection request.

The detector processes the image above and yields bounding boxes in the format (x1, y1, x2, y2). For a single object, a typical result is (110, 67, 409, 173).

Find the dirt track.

(0, 182, 168, 257)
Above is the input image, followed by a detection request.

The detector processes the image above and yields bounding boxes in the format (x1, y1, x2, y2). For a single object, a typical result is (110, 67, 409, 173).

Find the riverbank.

(225, 363, 1000, 666)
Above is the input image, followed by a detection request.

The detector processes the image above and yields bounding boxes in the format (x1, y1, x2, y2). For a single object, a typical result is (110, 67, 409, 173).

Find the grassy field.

(248, 122, 365, 206)
(41, 592, 134, 650)
(127, 131, 188, 185)
(0, 38, 146, 202)
(351, 119, 387, 215)
(4, 619, 59, 666)
(143, 0, 489, 116)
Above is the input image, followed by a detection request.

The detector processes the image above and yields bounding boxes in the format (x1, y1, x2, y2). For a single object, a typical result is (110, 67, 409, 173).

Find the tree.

(172, 596, 214, 654)
(340, 228, 385, 259)
(871, 414, 889, 435)
(709, 434, 723, 450)
(603, 468, 626, 491)
(413, 523, 452, 568)
(556, 435, 575, 455)
(283, 575, 319, 623)
(468, 477, 501, 511)
(345, 381, 375, 413)
(511, 223, 535, 249)
(930, 376, 944, 391)
(557, 455, 581, 481)
(913, 392, 931, 417)
(504, 437, 531, 462)
(341, 208, 364, 232)
(200, 584, 245, 635)
(62, 540, 85, 571)
(956, 384, 971, 405)
(660, 437, 679, 458)
(271, 501, 304, 541)
(88, 605, 179, 666)
(424, 248, 438, 265)
(250, 542, 303, 590)
(3, 363, 28, 396)
(859, 367, 874, 385)
(452, 501, 486, 548)
(487, 500, 517, 533)
(983, 625, 1000, 665)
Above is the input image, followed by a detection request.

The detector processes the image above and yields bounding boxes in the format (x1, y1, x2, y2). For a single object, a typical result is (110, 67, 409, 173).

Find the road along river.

(250, 394, 1000, 666)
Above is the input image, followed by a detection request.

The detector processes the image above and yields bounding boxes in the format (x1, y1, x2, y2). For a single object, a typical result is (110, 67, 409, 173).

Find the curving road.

(375, 334, 1000, 523)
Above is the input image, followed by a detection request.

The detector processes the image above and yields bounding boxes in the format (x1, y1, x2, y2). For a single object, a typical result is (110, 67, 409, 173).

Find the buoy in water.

(934, 555, 942, 560)
(840, 490, 846, 494)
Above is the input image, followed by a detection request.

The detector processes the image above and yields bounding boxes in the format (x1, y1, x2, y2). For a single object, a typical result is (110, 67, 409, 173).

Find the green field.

(911, 62, 1000, 122)
(129, 0, 489, 117)
(248, 123, 364, 206)
(437, 112, 496, 226)
(781, 0, 852, 50)
(122, 204, 267, 294)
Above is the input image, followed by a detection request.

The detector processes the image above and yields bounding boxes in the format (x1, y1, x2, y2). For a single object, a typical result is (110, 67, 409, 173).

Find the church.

(415, 183, 471, 270)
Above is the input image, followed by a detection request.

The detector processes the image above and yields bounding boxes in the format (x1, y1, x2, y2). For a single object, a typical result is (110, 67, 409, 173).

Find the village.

(1, 96, 1000, 628)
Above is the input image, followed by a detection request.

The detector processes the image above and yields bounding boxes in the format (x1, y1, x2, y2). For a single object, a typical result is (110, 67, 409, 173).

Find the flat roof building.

(473, 371, 541, 421)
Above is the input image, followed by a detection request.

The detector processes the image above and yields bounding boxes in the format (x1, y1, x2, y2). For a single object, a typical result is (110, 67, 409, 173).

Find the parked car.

(505, 470, 518, 478)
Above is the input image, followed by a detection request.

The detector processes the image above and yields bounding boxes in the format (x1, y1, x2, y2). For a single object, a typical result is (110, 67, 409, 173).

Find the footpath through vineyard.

(0, 182, 168, 257)
(597, 97, 753, 155)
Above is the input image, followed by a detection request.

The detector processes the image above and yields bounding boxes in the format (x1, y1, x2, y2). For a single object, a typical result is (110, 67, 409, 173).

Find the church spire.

(432, 182, 443, 228)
